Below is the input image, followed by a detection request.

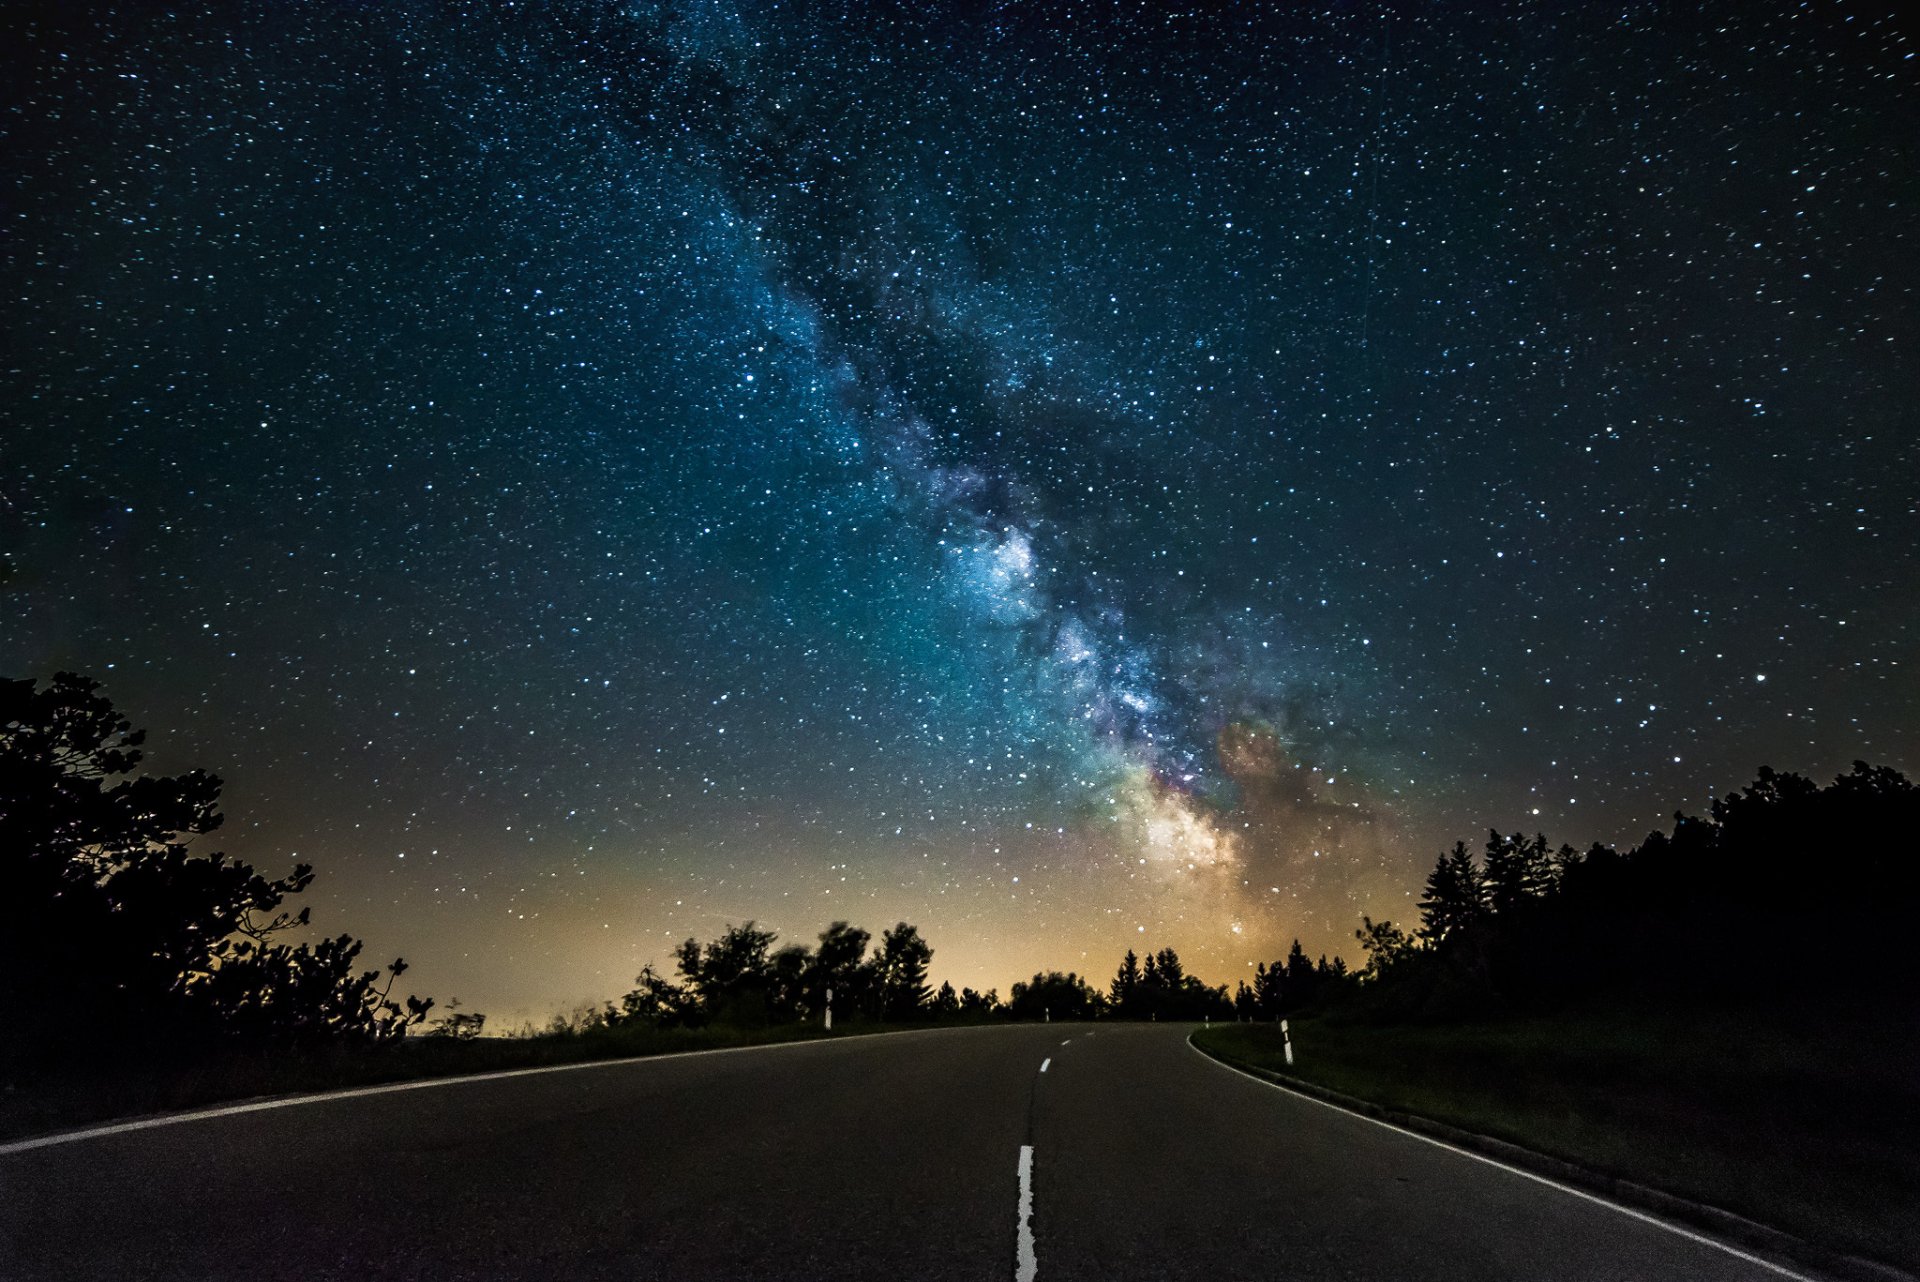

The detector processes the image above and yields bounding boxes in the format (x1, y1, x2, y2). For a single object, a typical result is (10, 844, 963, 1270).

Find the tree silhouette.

(0, 672, 429, 1070)
(1483, 830, 1555, 913)
(1253, 959, 1285, 1016)
(768, 943, 813, 1019)
(1419, 841, 1486, 944)
(616, 961, 694, 1026)
(1110, 949, 1142, 1015)
(1153, 947, 1187, 990)
(806, 920, 872, 1018)
(874, 921, 933, 1019)
(612, 918, 943, 1029)
(672, 922, 786, 1024)
(1284, 939, 1316, 999)
(1341, 762, 1920, 1018)
(1008, 971, 1101, 1020)
(1353, 916, 1414, 981)
(1096, 944, 1234, 1020)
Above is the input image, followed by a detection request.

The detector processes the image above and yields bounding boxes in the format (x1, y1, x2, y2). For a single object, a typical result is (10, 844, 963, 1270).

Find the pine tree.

(1154, 947, 1186, 989)
(874, 922, 933, 1019)
(1110, 949, 1142, 1015)
(1484, 830, 1555, 913)
(1253, 960, 1284, 1016)
(1284, 939, 1316, 1006)
(1419, 841, 1486, 944)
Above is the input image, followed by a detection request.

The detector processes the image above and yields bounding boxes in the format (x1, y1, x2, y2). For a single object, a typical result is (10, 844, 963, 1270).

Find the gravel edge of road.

(1186, 1032, 1915, 1282)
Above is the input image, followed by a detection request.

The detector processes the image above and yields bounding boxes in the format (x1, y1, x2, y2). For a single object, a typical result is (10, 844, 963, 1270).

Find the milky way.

(5, 2, 1915, 1018)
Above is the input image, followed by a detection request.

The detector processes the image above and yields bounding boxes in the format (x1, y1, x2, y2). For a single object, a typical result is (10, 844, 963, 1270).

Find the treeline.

(1, 674, 430, 1076)
(1228, 942, 1349, 1021)
(6, 672, 1281, 1080)
(27, 669, 1904, 1073)
(575, 933, 1274, 1031)
(997, 949, 1237, 1023)
(592, 918, 1000, 1029)
(1342, 762, 1920, 1019)
(982, 940, 1350, 1025)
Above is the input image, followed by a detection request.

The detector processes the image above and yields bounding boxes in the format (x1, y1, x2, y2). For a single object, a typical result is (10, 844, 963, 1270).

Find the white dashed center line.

(1015, 1144, 1037, 1281)
(1040, 1057, 1051, 1073)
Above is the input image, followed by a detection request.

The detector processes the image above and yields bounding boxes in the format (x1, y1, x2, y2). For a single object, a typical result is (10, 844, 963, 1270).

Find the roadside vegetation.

(0, 674, 985, 1140)
(1196, 1003, 1920, 1274)
(1198, 761, 1920, 1275)
(0, 672, 1257, 1139)
(7, 666, 1917, 1277)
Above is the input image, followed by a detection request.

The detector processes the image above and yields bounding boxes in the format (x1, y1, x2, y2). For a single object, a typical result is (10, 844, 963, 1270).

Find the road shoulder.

(1187, 1032, 1913, 1282)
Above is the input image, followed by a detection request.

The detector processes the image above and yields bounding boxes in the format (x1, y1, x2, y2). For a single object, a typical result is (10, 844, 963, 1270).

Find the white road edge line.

(1040, 1058, 1051, 1073)
(1186, 1036, 1823, 1282)
(1015, 1144, 1038, 1282)
(0, 1026, 989, 1158)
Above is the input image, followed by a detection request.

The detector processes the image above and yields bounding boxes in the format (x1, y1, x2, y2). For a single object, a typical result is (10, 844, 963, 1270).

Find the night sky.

(5, 2, 1915, 1022)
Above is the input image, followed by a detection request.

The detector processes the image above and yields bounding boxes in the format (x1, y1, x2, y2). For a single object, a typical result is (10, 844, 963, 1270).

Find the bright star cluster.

(4, 2, 1914, 1021)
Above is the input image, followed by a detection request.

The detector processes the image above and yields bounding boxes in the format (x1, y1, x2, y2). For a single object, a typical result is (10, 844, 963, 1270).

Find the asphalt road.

(0, 1023, 1816, 1280)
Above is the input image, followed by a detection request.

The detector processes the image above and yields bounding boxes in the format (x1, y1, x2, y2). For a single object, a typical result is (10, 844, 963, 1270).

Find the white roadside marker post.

(825, 986, 833, 1032)
(1281, 1018, 1294, 1067)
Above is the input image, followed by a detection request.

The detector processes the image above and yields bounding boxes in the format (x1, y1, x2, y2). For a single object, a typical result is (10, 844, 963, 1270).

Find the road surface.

(0, 1022, 1817, 1280)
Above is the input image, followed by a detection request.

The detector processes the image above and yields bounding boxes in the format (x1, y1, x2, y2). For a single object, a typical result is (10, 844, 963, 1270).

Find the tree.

(1153, 947, 1187, 990)
(616, 962, 693, 1027)
(1110, 949, 1142, 1014)
(1338, 762, 1920, 1016)
(768, 943, 813, 1020)
(1008, 971, 1100, 1020)
(1253, 960, 1285, 1016)
(0, 673, 430, 1069)
(673, 921, 780, 1023)
(873, 922, 933, 1020)
(806, 920, 871, 1018)
(1552, 843, 1583, 882)
(192, 934, 429, 1046)
(1353, 916, 1414, 981)
(1483, 830, 1555, 913)
(1419, 841, 1486, 945)
(1104, 944, 1231, 1020)
(1284, 938, 1316, 999)
(930, 980, 960, 1018)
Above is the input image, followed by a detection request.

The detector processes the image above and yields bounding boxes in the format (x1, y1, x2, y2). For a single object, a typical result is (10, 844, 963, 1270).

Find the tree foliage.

(610, 916, 951, 1029)
(1099, 945, 1233, 1020)
(1353, 915, 1415, 981)
(0, 673, 430, 1071)
(1342, 761, 1920, 1020)
(1008, 970, 1102, 1020)
(1418, 841, 1486, 944)
(873, 921, 934, 1020)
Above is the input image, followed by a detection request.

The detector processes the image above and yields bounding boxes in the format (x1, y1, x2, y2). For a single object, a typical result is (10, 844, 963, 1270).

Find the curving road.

(0, 1023, 1818, 1280)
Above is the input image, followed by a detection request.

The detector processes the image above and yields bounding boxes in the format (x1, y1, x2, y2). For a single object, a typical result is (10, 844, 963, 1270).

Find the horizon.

(6, 2, 1915, 1024)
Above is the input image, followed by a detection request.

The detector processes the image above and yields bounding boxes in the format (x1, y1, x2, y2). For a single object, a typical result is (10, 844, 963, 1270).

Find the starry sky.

(5, 1, 1916, 1022)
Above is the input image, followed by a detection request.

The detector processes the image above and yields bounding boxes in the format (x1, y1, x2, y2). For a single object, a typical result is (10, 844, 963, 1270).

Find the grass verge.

(1192, 1001, 1919, 1276)
(0, 1019, 975, 1144)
